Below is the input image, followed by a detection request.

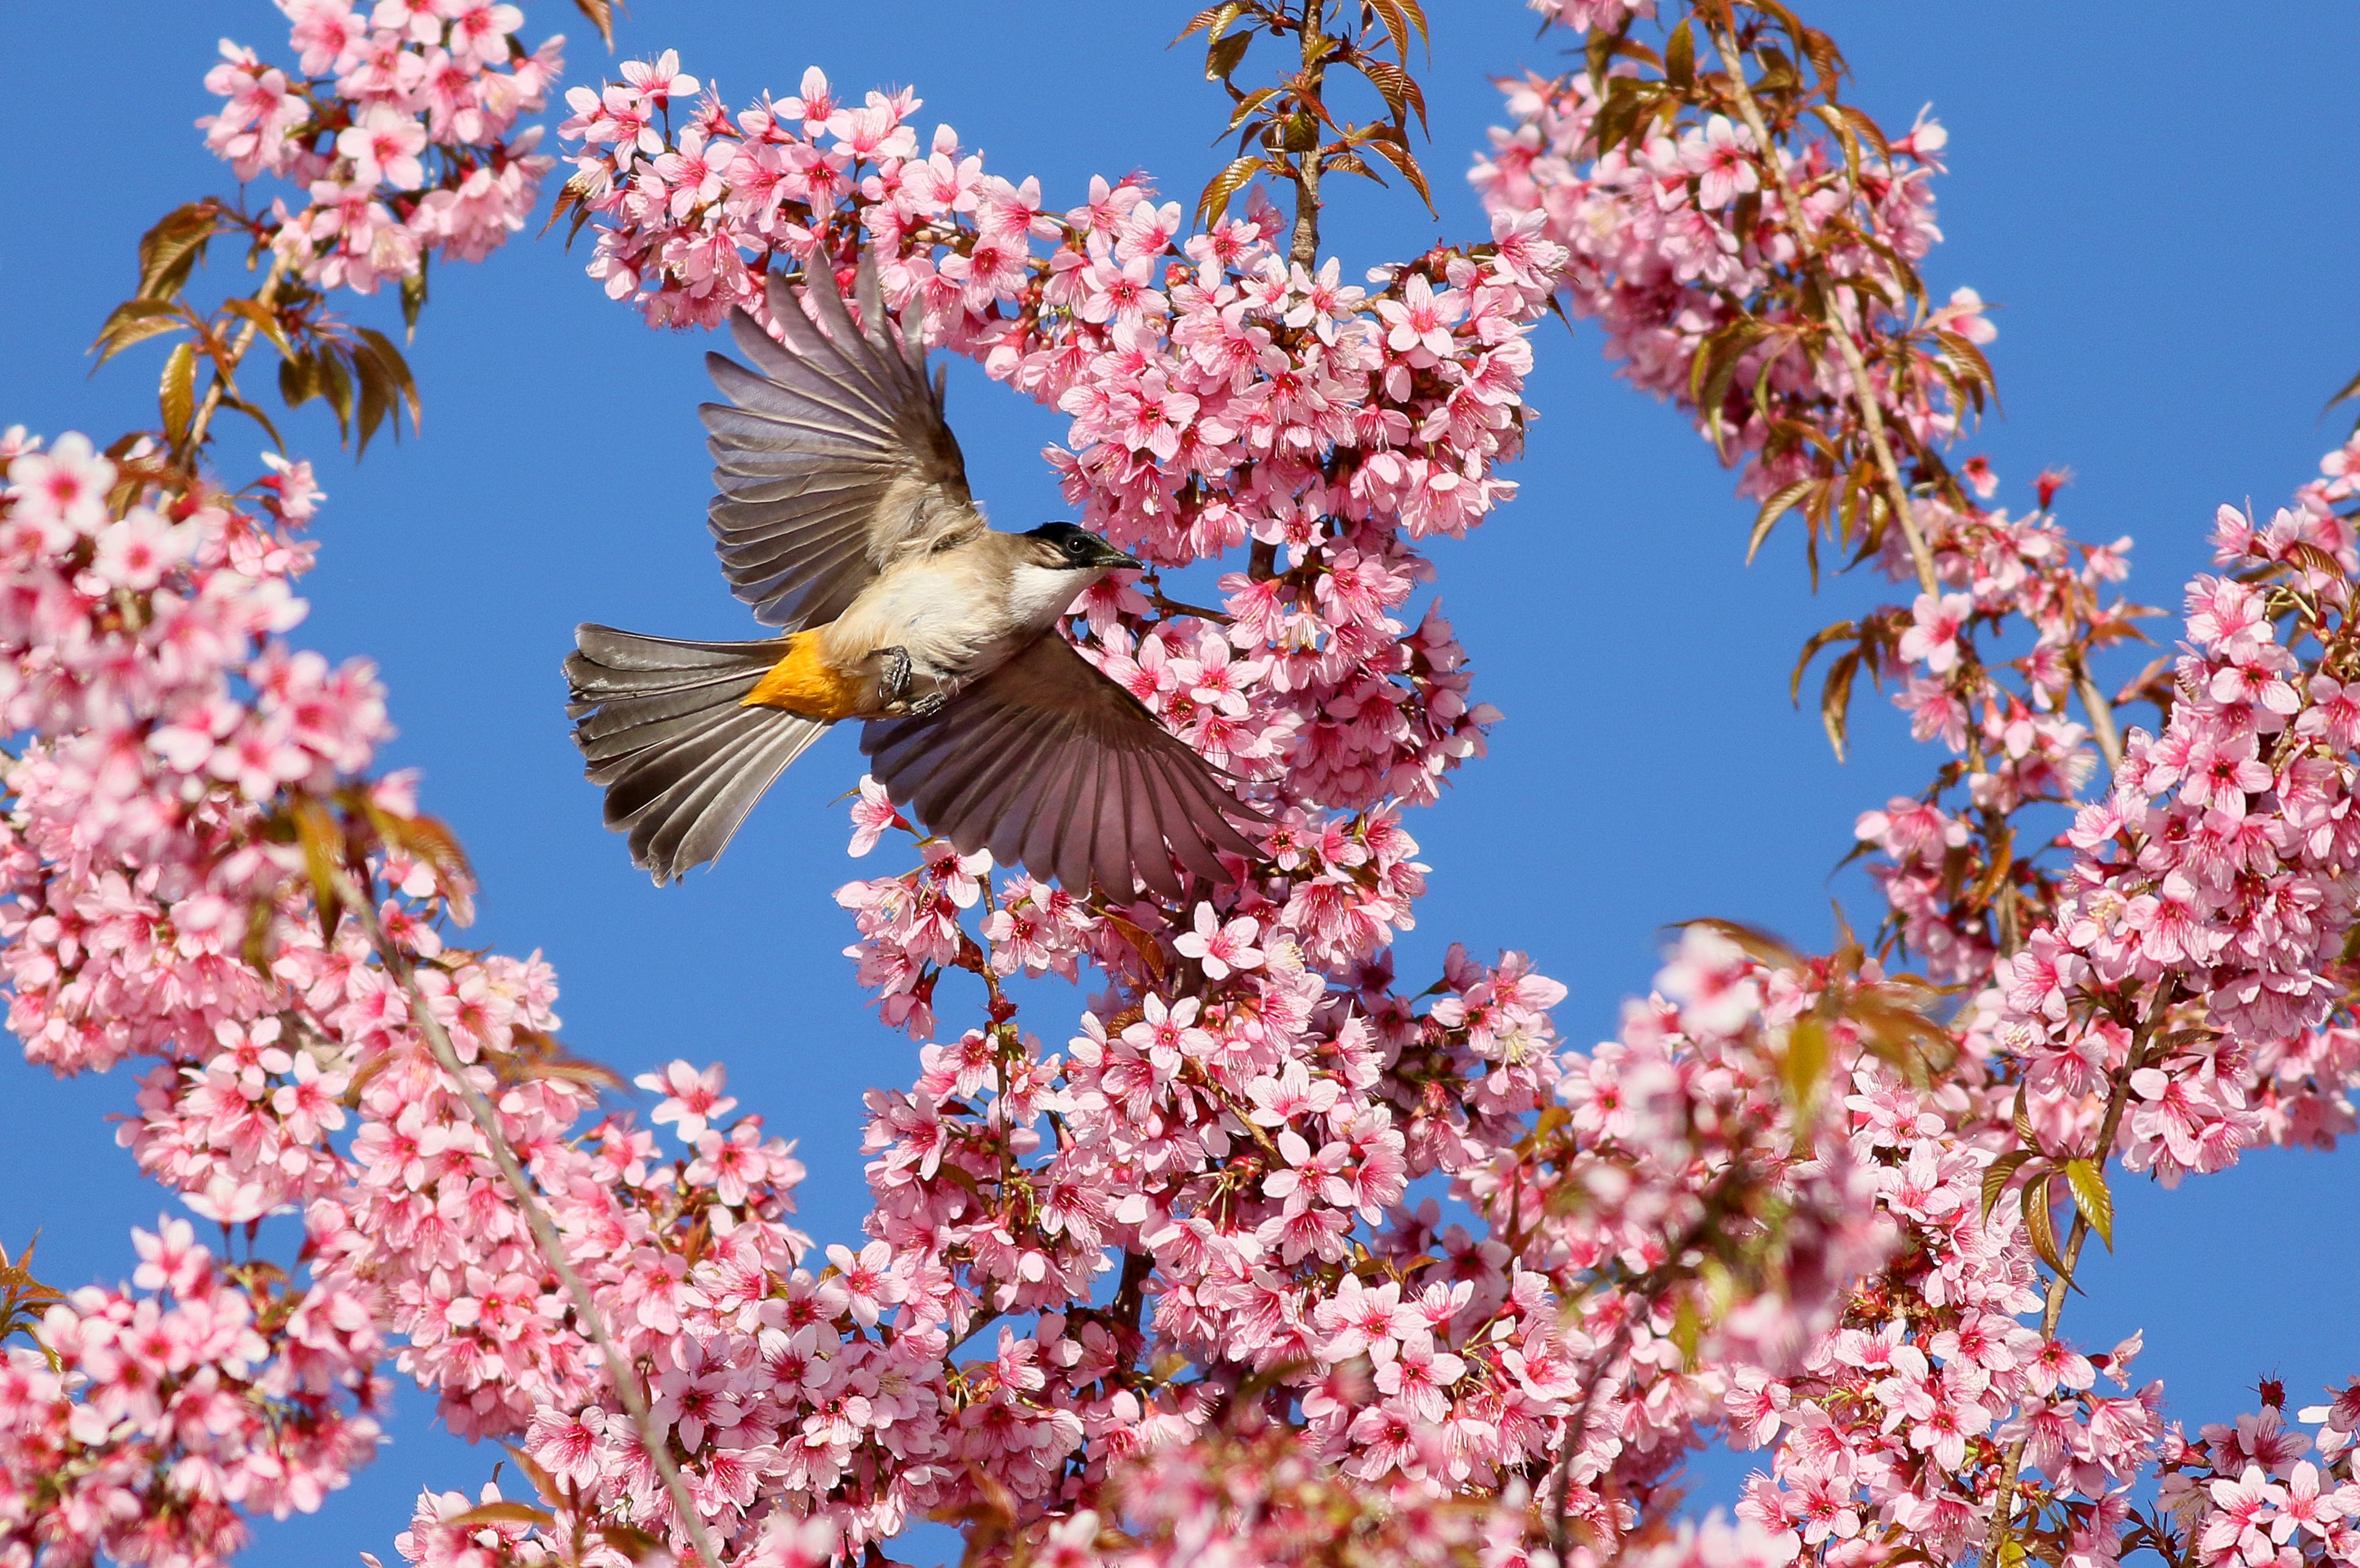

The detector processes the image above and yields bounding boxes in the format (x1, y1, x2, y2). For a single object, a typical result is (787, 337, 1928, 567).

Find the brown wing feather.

(701, 250, 983, 630)
(861, 635, 1261, 896)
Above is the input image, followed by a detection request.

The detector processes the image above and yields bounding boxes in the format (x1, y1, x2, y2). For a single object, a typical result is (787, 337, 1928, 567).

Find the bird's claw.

(876, 645, 913, 703)
(875, 647, 945, 717)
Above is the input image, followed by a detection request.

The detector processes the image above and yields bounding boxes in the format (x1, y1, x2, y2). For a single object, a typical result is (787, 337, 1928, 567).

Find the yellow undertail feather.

(742, 628, 869, 721)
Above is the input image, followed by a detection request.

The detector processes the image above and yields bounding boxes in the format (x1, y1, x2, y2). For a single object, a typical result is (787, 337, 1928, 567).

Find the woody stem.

(332, 870, 726, 1568)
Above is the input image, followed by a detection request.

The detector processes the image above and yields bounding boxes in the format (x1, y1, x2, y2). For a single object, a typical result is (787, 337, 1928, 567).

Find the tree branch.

(332, 870, 726, 1568)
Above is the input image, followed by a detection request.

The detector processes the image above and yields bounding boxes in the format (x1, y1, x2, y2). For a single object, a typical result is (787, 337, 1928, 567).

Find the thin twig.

(332, 870, 726, 1568)
(183, 249, 292, 458)
(1708, 27, 1937, 598)
(2072, 656, 2127, 774)
(1707, 23, 2127, 783)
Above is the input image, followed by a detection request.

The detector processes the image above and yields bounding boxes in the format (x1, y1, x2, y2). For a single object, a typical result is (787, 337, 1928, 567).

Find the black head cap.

(1025, 521, 1140, 571)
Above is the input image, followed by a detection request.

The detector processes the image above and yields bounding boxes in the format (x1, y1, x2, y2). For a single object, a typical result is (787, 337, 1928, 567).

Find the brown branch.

(1287, 0, 1329, 270)
(2072, 655, 2127, 774)
(332, 870, 726, 1568)
(1708, 27, 1936, 598)
(181, 249, 291, 459)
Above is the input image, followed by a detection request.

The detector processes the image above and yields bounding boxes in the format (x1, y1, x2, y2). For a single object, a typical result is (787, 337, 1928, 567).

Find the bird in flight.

(563, 249, 1261, 894)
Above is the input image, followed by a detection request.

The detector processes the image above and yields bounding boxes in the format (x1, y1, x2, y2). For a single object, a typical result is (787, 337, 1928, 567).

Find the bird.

(562, 248, 1262, 895)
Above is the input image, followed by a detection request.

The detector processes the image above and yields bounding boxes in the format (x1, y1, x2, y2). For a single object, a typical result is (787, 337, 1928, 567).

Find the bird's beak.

(1093, 538, 1142, 572)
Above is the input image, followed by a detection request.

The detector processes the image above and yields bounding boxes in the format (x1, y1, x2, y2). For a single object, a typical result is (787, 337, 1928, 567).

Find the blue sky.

(2, 2, 2356, 1561)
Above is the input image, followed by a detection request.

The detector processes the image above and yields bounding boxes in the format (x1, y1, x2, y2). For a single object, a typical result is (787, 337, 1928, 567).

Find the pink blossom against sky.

(3, 1, 2360, 1561)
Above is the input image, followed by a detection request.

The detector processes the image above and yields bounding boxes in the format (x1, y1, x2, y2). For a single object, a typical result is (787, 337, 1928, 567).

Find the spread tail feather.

(564, 624, 829, 883)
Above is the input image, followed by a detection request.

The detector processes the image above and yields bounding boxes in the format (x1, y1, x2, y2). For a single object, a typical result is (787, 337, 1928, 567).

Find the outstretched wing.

(860, 636, 1263, 899)
(702, 249, 983, 630)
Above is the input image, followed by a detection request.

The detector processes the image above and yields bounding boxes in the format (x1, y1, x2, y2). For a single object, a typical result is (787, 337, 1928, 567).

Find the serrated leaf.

(136, 201, 221, 301)
(1204, 28, 1250, 81)
(1664, 20, 1695, 88)
(2285, 540, 2345, 583)
(1173, 1, 1247, 46)
(1367, 0, 1414, 62)
(293, 797, 348, 941)
(219, 297, 296, 361)
(1819, 646, 1860, 762)
(318, 349, 354, 440)
(1782, 1015, 1830, 1112)
(159, 342, 198, 443)
(1790, 619, 1858, 704)
(91, 310, 194, 369)
(1358, 123, 1433, 212)
(1749, 480, 1815, 565)
(2323, 363, 2360, 415)
(280, 350, 318, 410)
(1196, 154, 1272, 226)
(2063, 1157, 2113, 1250)
(217, 392, 285, 452)
(354, 350, 392, 459)
(569, 0, 613, 49)
(2022, 1171, 2063, 1274)
(1979, 1149, 2036, 1220)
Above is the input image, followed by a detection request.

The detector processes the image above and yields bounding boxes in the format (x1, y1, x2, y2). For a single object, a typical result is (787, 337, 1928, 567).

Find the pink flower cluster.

(0, 1218, 385, 1567)
(1471, 64, 1975, 511)
(1986, 496, 2360, 1183)
(2162, 1389, 2360, 1568)
(199, 0, 563, 292)
(1474, 12, 2360, 1568)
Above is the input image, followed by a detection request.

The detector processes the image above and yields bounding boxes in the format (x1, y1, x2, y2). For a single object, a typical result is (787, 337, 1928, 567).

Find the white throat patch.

(1005, 562, 1101, 631)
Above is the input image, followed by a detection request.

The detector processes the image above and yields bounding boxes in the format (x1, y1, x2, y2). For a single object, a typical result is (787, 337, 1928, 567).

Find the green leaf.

(220, 297, 297, 360)
(1781, 1016, 1830, 1113)
(2063, 1157, 2114, 1250)
(1196, 154, 1272, 227)
(1819, 646, 1860, 762)
(1663, 20, 1695, 89)
(1749, 480, 1815, 565)
(159, 342, 197, 442)
(445, 1501, 557, 1529)
(317, 349, 354, 441)
(353, 327, 423, 435)
(279, 350, 318, 410)
(1979, 1149, 2036, 1221)
(1204, 28, 1250, 82)
(569, 0, 613, 50)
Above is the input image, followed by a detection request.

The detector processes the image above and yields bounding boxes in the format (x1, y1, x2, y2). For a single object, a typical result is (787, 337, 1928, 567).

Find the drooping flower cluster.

(199, 0, 564, 293)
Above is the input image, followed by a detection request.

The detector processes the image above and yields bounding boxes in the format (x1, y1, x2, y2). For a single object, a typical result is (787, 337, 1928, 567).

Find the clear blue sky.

(2, 3, 2355, 1561)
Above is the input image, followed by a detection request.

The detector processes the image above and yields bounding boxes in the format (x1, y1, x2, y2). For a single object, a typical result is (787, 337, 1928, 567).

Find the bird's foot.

(874, 647, 947, 717)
